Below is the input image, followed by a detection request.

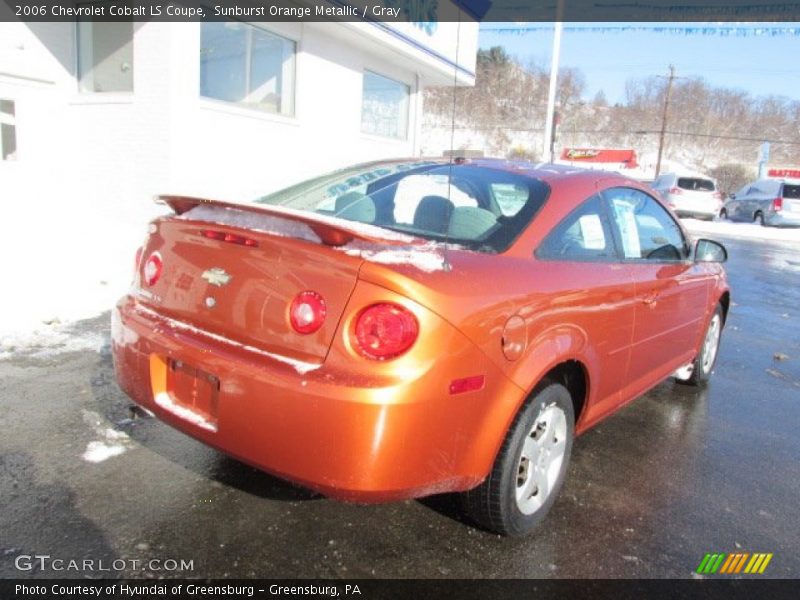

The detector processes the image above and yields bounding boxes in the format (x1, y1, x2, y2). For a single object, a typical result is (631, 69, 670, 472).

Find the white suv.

(651, 173, 723, 220)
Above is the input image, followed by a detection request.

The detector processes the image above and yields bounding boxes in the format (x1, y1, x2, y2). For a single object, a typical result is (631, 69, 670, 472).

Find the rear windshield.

(255, 162, 550, 253)
(783, 184, 800, 199)
(677, 178, 715, 192)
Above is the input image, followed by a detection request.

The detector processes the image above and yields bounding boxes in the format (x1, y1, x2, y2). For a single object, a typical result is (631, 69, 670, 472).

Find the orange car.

(112, 158, 729, 535)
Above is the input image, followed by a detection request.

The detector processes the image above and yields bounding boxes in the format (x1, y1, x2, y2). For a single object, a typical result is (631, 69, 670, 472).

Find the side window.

(200, 22, 296, 116)
(1, 99, 16, 160)
(537, 194, 617, 261)
(361, 71, 410, 139)
(604, 187, 689, 261)
(489, 182, 528, 216)
(77, 21, 134, 92)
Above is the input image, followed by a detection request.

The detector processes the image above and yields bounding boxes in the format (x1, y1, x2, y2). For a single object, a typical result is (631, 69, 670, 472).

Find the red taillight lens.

(449, 375, 485, 395)
(201, 229, 259, 247)
(290, 291, 327, 334)
(143, 252, 163, 286)
(773, 197, 783, 212)
(201, 229, 225, 240)
(669, 187, 683, 195)
(134, 247, 143, 274)
(354, 303, 419, 360)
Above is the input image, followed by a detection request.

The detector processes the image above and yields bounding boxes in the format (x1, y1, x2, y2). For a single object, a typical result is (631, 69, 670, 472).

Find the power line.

(482, 25, 800, 37)
(447, 125, 800, 146)
(647, 130, 800, 146)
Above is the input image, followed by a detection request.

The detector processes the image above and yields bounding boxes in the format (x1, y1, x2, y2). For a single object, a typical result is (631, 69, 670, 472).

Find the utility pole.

(542, 0, 565, 162)
(655, 65, 680, 178)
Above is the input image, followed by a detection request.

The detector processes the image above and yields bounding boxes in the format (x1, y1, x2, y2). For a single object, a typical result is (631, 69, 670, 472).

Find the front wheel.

(461, 382, 574, 536)
(678, 305, 724, 386)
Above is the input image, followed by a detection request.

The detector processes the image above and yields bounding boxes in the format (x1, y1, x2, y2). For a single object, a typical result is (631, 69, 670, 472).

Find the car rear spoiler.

(157, 195, 414, 248)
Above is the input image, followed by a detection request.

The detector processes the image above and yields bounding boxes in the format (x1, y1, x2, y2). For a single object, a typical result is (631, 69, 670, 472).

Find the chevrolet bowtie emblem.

(201, 268, 232, 287)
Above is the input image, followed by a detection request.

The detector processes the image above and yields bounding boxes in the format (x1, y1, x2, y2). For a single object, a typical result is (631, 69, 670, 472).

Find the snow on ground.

(80, 409, 136, 464)
(682, 218, 800, 245)
(0, 198, 167, 359)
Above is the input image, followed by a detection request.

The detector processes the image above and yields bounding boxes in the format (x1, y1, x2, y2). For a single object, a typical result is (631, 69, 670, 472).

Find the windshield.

(255, 161, 550, 253)
(677, 177, 715, 192)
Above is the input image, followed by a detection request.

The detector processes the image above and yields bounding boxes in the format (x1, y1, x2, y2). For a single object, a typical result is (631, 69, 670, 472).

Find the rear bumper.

(112, 296, 522, 502)
(766, 211, 800, 227)
(665, 195, 720, 219)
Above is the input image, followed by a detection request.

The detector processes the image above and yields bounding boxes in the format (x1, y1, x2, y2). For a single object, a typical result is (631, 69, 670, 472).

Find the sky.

(478, 23, 800, 105)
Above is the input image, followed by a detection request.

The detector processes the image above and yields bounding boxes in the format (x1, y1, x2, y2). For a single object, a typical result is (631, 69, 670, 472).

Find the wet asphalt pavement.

(1, 235, 799, 580)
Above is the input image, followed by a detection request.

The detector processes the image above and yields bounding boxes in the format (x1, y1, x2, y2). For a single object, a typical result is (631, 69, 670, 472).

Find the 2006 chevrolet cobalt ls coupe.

(112, 159, 729, 536)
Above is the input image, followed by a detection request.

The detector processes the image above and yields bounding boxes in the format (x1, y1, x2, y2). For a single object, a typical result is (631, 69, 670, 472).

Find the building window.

(1, 99, 16, 161)
(200, 22, 296, 116)
(361, 71, 410, 139)
(77, 21, 134, 92)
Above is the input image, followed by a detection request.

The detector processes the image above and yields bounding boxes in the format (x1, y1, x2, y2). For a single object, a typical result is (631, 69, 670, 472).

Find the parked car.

(112, 159, 729, 536)
(720, 178, 800, 227)
(651, 172, 723, 220)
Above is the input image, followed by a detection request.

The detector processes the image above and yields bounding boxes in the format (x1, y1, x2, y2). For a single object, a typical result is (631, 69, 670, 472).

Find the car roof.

(413, 156, 639, 186)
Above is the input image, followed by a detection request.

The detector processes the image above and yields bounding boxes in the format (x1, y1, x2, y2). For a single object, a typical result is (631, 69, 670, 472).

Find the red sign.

(560, 148, 639, 168)
(767, 168, 800, 178)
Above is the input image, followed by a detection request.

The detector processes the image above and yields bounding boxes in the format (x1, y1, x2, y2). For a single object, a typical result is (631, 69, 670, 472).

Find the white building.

(1, 16, 477, 206)
(0, 13, 477, 335)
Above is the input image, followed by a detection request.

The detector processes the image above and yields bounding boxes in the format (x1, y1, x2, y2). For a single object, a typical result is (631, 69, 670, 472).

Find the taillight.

(354, 303, 419, 360)
(773, 197, 783, 212)
(201, 229, 259, 247)
(712, 191, 723, 201)
(289, 291, 327, 334)
(143, 252, 163, 286)
(669, 187, 683, 195)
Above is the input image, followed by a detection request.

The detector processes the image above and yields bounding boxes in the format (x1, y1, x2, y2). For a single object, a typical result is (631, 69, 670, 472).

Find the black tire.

(754, 211, 765, 226)
(462, 382, 574, 536)
(719, 208, 728, 220)
(682, 304, 724, 387)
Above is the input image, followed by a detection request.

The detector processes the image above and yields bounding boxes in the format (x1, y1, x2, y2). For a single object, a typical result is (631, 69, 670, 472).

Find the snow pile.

(0, 197, 167, 358)
(81, 410, 135, 464)
(266, 203, 417, 243)
(683, 218, 800, 244)
(179, 204, 321, 244)
(338, 240, 449, 273)
(0, 326, 105, 361)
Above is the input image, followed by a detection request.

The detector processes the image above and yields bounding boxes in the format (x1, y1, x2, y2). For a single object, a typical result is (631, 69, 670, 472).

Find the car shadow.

(417, 493, 475, 527)
(89, 326, 320, 503)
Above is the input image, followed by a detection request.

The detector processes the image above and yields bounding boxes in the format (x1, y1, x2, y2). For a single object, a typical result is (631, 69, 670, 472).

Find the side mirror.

(695, 238, 727, 263)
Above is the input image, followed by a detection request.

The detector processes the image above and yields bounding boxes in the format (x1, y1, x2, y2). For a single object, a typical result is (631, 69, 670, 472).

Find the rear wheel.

(677, 305, 723, 386)
(754, 211, 765, 226)
(462, 382, 574, 536)
(719, 208, 728, 220)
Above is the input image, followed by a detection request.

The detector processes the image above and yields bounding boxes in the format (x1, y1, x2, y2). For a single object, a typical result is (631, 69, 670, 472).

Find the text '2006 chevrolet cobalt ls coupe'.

(112, 159, 729, 536)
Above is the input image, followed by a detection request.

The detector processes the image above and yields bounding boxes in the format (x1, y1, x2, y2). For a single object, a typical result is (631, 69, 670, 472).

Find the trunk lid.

(135, 196, 414, 364)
